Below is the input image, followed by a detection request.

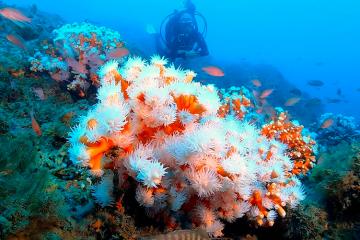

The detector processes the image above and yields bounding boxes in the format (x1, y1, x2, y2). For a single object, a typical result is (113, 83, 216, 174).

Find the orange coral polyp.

(85, 138, 114, 173)
(250, 190, 267, 216)
(217, 103, 230, 118)
(216, 165, 232, 178)
(120, 78, 130, 99)
(173, 94, 206, 115)
(261, 112, 316, 176)
(275, 204, 286, 217)
(137, 125, 158, 143)
(163, 120, 185, 135)
(165, 76, 175, 84)
(89, 153, 103, 172)
(226, 146, 237, 158)
(86, 138, 113, 158)
(154, 64, 165, 77)
(87, 118, 98, 130)
(185, 74, 194, 83)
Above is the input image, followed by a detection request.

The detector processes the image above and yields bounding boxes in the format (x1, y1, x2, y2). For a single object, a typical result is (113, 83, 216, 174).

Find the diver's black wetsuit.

(164, 10, 209, 60)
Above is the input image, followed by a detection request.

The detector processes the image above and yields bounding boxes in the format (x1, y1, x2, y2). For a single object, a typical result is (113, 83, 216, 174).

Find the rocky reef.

(0, 2, 359, 240)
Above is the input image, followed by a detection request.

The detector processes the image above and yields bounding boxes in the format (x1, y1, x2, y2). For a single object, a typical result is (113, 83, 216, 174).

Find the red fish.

(202, 66, 225, 77)
(260, 89, 274, 99)
(30, 111, 42, 136)
(252, 79, 262, 87)
(6, 34, 26, 49)
(284, 97, 301, 106)
(321, 118, 334, 129)
(78, 89, 85, 98)
(0, 8, 31, 23)
(106, 47, 129, 59)
(9, 69, 25, 77)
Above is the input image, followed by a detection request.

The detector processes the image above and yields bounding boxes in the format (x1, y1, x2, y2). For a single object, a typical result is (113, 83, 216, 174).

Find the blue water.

(9, 0, 360, 121)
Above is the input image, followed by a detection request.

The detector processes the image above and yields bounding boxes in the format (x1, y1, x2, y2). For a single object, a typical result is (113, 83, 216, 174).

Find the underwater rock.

(28, 22, 127, 99)
(325, 143, 360, 221)
(0, 119, 9, 134)
(53, 167, 81, 181)
(283, 204, 328, 240)
(0, 135, 69, 238)
(73, 200, 95, 220)
(315, 113, 359, 147)
(326, 171, 360, 220)
(51, 134, 67, 149)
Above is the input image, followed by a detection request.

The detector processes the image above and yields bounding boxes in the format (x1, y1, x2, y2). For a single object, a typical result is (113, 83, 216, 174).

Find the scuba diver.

(158, 0, 209, 60)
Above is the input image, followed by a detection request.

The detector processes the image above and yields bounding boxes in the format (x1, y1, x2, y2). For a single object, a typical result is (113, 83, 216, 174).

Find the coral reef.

(1, 6, 358, 238)
(68, 56, 316, 236)
(29, 22, 127, 98)
(327, 171, 360, 220)
(0, 133, 70, 238)
(0, 59, 96, 239)
(283, 204, 328, 240)
(298, 139, 360, 239)
(0, 1, 64, 71)
(315, 112, 359, 147)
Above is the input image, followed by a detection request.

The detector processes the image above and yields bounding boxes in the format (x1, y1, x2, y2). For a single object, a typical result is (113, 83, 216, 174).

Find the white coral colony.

(68, 56, 314, 237)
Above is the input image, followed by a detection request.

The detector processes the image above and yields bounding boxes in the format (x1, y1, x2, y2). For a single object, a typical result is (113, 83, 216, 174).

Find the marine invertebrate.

(28, 22, 127, 98)
(68, 56, 316, 236)
(261, 111, 317, 175)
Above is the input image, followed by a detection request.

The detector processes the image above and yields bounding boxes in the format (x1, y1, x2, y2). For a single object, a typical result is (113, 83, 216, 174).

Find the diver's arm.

(196, 33, 209, 56)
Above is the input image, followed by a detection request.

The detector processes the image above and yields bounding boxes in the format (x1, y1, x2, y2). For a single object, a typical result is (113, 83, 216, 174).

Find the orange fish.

(106, 47, 129, 59)
(9, 69, 25, 77)
(6, 34, 26, 49)
(321, 118, 334, 129)
(260, 89, 274, 99)
(252, 79, 262, 87)
(78, 90, 85, 98)
(30, 111, 42, 136)
(0, 8, 31, 23)
(91, 219, 103, 233)
(61, 111, 75, 125)
(202, 66, 225, 77)
(284, 97, 301, 106)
